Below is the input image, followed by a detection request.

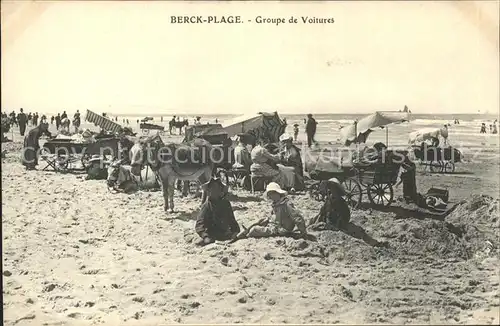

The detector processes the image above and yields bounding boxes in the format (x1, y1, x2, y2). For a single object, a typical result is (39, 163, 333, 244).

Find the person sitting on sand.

(244, 183, 307, 238)
(309, 178, 388, 248)
(232, 134, 252, 171)
(250, 137, 295, 189)
(195, 178, 240, 246)
(22, 119, 52, 170)
(279, 133, 304, 190)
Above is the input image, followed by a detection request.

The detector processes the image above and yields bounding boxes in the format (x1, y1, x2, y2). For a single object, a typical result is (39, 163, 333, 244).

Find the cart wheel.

(142, 129, 149, 134)
(444, 162, 455, 173)
(429, 161, 443, 173)
(367, 183, 394, 207)
(342, 177, 362, 209)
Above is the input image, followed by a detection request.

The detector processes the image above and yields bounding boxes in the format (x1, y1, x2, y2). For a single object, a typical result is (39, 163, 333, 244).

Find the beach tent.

(183, 123, 228, 144)
(339, 111, 410, 146)
(409, 127, 449, 145)
(222, 112, 287, 143)
(85, 109, 123, 133)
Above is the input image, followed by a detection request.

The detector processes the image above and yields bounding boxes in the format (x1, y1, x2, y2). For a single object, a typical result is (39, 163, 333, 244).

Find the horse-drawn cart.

(41, 137, 120, 173)
(140, 122, 165, 135)
(412, 145, 462, 173)
(309, 151, 405, 208)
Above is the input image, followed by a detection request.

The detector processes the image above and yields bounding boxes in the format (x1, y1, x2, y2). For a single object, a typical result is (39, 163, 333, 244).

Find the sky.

(1, 1, 499, 115)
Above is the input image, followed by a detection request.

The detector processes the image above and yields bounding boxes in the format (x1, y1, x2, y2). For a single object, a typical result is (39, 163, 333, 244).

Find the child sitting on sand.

(195, 178, 240, 246)
(309, 178, 388, 248)
(245, 183, 307, 238)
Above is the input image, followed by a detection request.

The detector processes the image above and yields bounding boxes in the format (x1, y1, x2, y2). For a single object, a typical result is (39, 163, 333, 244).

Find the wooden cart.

(40, 137, 119, 172)
(140, 122, 165, 135)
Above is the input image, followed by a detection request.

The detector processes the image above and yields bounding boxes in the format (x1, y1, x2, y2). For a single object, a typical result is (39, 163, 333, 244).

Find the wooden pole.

(386, 126, 389, 147)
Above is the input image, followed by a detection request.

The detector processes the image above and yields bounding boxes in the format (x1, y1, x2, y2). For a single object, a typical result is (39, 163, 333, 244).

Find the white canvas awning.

(409, 127, 449, 145)
(339, 111, 410, 145)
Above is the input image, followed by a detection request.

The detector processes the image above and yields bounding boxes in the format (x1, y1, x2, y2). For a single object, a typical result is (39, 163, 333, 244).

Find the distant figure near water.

(305, 114, 318, 148)
(480, 123, 487, 134)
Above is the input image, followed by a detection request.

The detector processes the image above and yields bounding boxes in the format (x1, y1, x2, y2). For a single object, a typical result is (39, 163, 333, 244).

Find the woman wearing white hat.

(245, 182, 307, 238)
(279, 133, 304, 190)
(250, 136, 297, 190)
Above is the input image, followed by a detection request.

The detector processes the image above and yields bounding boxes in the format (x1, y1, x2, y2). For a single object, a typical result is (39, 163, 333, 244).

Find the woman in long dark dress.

(22, 121, 52, 170)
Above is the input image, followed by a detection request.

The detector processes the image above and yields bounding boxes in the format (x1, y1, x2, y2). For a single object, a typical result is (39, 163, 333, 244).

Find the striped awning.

(85, 110, 123, 133)
(222, 112, 287, 143)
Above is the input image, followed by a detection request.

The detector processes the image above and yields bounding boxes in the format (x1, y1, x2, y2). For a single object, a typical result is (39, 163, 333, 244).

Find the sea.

(98, 113, 499, 151)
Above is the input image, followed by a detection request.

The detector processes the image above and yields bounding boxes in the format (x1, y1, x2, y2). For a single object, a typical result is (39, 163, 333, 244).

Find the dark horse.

(129, 134, 215, 212)
(169, 119, 189, 135)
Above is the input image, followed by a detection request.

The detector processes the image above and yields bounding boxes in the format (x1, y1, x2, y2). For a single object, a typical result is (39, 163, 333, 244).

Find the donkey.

(129, 134, 215, 212)
(169, 119, 189, 135)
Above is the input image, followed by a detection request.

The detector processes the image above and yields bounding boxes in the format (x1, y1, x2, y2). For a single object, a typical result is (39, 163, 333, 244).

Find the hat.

(82, 129, 93, 138)
(122, 127, 137, 136)
(201, 177, 228, 193)
(279, 133, 293, 142)
(327, 178, 346, 196)
(88, 155, 103, 163)
(293, 123, 299, 127)
(263, 182, 287, 198)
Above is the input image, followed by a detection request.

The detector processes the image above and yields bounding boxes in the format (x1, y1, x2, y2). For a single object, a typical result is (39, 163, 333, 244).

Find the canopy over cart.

(340, 111, 410, 146)
(183, 124, 228, 145)
(85, 110, 123, 133)
(408, 127, 449, 145)
(222, 112, 287, 144)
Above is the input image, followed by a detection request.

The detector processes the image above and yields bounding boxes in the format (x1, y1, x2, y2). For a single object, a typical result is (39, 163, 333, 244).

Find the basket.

(426, 187, 449, 202)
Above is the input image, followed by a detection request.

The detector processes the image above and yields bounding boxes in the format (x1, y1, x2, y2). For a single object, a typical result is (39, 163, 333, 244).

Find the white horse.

(127, 135, 214, 212)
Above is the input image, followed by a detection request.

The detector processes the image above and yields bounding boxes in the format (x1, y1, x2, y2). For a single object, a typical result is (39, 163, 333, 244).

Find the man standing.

(22, 120, 52, 170)
(55, 113, 61, 130)
(33, 112, 39, 126)
(73, 110, 81, 133)
(305, 114, 318, 148)
(17, 108, 28, 136)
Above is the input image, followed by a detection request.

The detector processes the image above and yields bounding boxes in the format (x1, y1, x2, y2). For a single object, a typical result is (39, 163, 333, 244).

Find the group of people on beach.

(5, 109, 42, 136)
(13, 106, 452, 250)
(232, 132, 305, 191)
(480, 120, 498, 134)
(194, 174, 388, 247)
(4, 108, 82, 136)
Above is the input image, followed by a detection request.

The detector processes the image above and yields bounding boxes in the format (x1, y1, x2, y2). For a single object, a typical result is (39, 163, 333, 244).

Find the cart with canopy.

(309, 111, 410, 208)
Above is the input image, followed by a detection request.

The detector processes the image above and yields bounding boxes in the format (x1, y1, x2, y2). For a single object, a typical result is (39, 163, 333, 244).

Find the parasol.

(409, 127, 449, 145)
(339, 111, 410, 146)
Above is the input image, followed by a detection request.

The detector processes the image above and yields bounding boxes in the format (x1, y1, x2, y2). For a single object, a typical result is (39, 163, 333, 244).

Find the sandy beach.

(2, 123, 499, 326)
